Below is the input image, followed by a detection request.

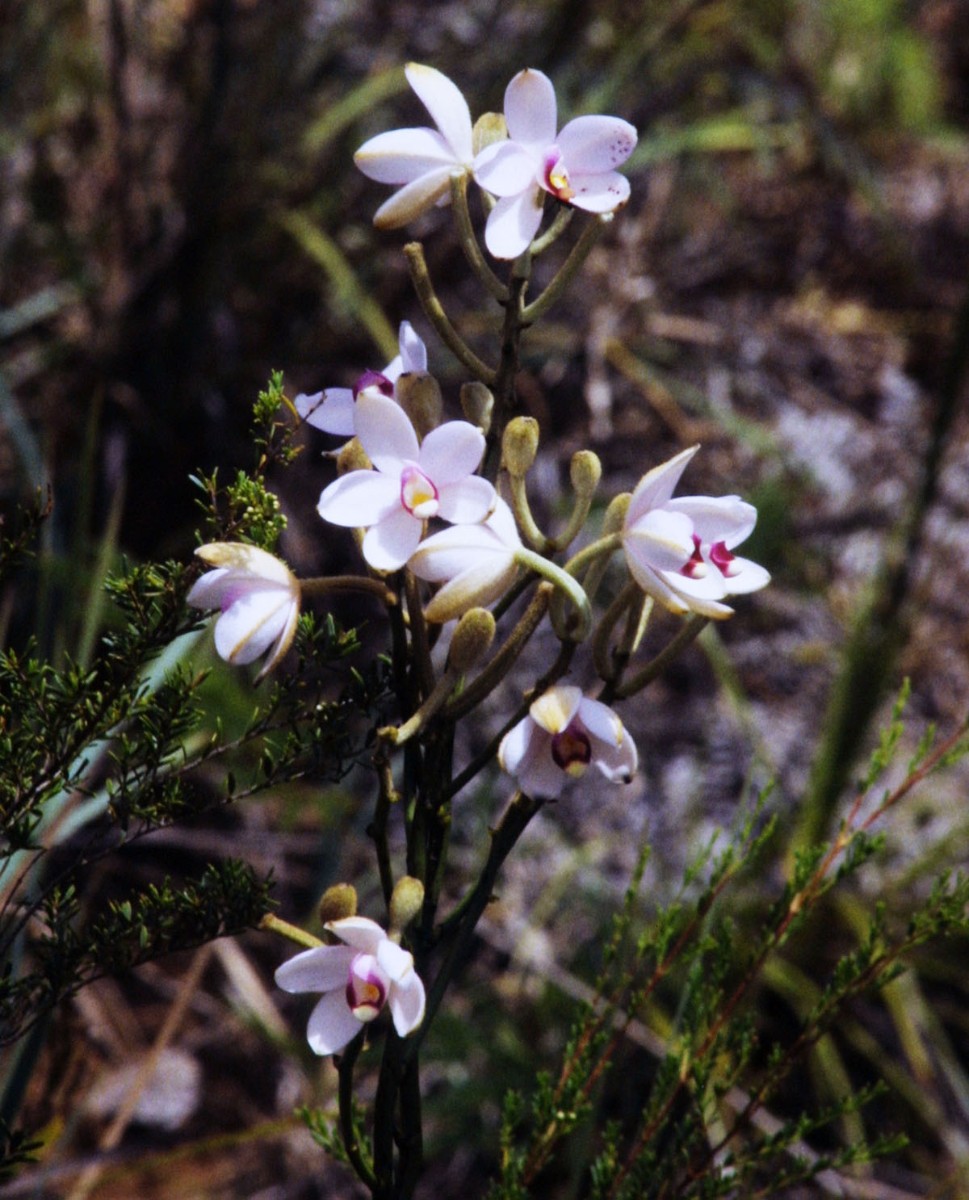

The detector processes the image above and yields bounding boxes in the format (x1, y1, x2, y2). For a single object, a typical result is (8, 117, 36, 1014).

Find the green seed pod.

(570, 450, 602, 498)
(397, 372, 444, 440)
(389, 875, 425, 934)
(502, 416, 540, 477)
(449, 607, 497, 672)
(318, 883, 358, 942)
(460, 381, 494, 433)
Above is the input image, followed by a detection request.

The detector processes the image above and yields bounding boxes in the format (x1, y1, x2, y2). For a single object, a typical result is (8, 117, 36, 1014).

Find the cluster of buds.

(186, 63, 770, 1062)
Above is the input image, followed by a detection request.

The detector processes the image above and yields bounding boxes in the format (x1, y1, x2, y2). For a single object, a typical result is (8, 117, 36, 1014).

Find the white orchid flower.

(316, 391, 495, 572)
(295, 321, 427, 438)
(354, 63, 474, 230)
(473, 68, 637, 259)
(275, 917, 426, 1056)
(499, 685, 638, 799)
(186, 543, 300, 679)
(621, 447, 770, 619)
(408, 497, 522, 622)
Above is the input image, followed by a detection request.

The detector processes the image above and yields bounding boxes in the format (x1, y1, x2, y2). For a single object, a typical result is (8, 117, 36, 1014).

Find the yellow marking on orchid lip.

(548, 166, 574, 201)
(401, 465, 439, 518)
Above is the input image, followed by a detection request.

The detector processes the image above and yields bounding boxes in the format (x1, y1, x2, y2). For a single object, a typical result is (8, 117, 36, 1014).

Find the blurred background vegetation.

(2, 0, 969, 1196)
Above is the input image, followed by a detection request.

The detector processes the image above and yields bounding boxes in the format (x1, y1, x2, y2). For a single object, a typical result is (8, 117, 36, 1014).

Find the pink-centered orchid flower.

(186, 543, 300, 679)
(275, 917, 425, 1056)
(499, 685, 638, 799)
(621, 446, 771, 619)
(317, 391, 495, 571)
(355, 63, 474, 230)
(474, 68, 637, 259)
(408, 496, 522, 622)
(294, 321, 427, 438)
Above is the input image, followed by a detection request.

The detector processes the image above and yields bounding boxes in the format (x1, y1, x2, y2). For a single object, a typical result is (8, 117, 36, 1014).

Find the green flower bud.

(602, 491, 631, 534)
(396, 372, 443, 440)
(448, 607, 497, 671)
(502, 417, 540, 478)
(389, 875, 425, 934)
(570, 450, 602, 498)
(460, 381, 494, 434)
(472, 112, 507, 156)
(319, 883, 358, 940)
(338, 438, 371, 474)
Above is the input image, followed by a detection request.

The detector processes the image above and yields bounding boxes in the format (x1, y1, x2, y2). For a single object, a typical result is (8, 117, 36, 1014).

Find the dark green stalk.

(337, 1034, 376, 1192)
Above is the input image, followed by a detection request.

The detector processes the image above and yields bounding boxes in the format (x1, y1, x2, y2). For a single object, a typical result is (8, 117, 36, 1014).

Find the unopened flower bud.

(396, 372, 443, 440)
(460, 381, 494, 433)
(570, 450, 602, 498)
(502, 417, 539, 477)
(389, 875, 425, 934)
(448, 607, 496, 671)
(602, 492, 631, 534)
(472, 111, 507, 156)
(319, 884, 358, 941)
(337, 438, 371, 474)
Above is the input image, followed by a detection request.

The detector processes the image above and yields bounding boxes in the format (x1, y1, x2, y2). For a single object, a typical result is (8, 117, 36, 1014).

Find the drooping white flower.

(498, 685, 638, 799)
(621, 447, 770, 619)
(316, 391, 495, 571)
(408, 497, 522, 622)
(473, 68, 637, 259)
(295, 321, 427, 438)
(275, 917, 426, 1056)
(187, 543, 300, 679)
(355, 63, 474, 229)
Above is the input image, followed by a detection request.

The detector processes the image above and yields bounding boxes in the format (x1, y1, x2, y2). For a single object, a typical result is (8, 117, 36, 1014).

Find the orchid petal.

(556, 115, 638, 173)
(405, 63, 473, 160)
(214, 592, 293, 664)
(624, 509, 695, 573)
(355, 391, 420, 466)
(396, 320, 427, 374)
(504, 69, 557, 148)
(595, 733, 639, 783)
(668, 495, 757, 547)
(305, 991, 363, 1056)
(484, 189, 545, 259)
(576, 696, 625, 747)
(518, 742, 568, 799)
(296, 387, 356, 436)
(474, 139, 539, 197)
(372, 169, 453, 229)
(317, 471, 400, 528)
(569, 170, 630, 213)
(354, 127, 459, 183)
(626, 446, 699, 525)
(436, 476, 497, 524)
(326, 916, 387, 954)
(274, 945, 356, 994)
(529, 686, 582, 735)
(388, 970, 426, 1037)
(376, 939, 415, 983)
(716, 556, 771, 594)
(423, 561, 518, 622)
(362, 507, 422, 571)
(418, 421, 485, 482)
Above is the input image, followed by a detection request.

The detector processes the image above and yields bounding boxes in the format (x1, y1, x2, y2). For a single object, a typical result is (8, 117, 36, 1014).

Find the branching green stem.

(449, 172, 509, 302)
(614, 614, 709, 700)
(258, 913, 322, 949)
(514, 547, 591, 641)
(403, 242, 497, 386)
(444, 585, 551, 721)
(522, 214, 613, 324)
(299, 575, 397, 606)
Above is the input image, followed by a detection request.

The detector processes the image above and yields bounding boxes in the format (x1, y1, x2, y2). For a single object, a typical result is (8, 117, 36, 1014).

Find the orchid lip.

(354, 369, 394, 399)
(400, 464, 440, 518)
(551, 725, 592, 774)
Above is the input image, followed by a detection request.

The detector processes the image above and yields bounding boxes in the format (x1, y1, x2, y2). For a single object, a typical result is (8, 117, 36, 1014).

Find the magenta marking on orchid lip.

(400, 464, 439, 519)
(680, 534, 709, 580)
(710, 540, 739, 576)
(346, 957, 387, 1021)
(551, 724, 592, 775)
(353, 369, 394, 399)
(543, 146, 575, 202)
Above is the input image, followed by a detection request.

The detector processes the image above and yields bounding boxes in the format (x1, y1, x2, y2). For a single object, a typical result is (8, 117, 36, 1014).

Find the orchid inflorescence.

(186, 61, 769, 1196)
